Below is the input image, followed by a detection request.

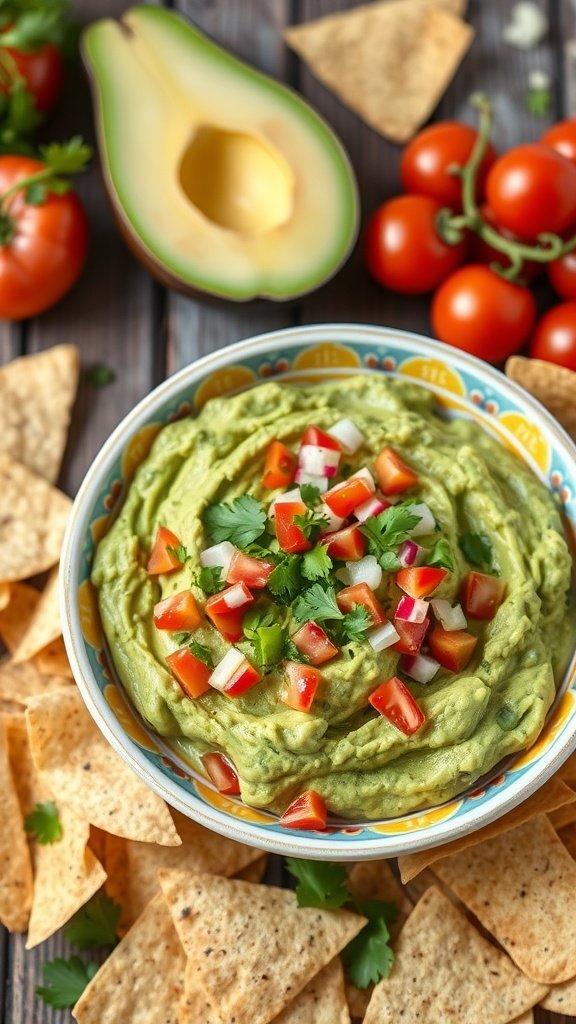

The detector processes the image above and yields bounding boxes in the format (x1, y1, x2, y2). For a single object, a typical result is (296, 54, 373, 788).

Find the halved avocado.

(82, 6, 359, 302)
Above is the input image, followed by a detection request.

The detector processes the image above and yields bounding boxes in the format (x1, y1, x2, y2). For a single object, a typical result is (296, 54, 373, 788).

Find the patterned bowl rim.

(60, 323, 576, 860)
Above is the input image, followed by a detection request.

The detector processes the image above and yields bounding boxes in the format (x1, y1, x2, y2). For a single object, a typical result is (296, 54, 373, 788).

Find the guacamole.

(92, 377, 574, 820)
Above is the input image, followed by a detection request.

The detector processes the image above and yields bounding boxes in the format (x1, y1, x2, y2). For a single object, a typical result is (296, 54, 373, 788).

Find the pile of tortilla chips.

(2, 344, 576, 1023)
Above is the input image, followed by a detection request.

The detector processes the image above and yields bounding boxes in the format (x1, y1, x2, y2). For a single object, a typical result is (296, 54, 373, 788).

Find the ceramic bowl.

(60, 324, 576, 860)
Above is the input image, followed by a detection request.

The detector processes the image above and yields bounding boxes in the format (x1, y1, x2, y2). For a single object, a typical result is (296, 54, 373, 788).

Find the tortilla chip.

(284, 2, 473, 144)
(506, 355, 576, 441)
(0, 344, 79, 483)
(72, 893, 185, 1024)
(12, 567, 61, 663)
(0, 455, 71, 583)
(0, 715, 33, 931)
(3, 711, 37, 815)
(540, 974, 576, 1015)
(0, 583, 40, 652)
(25, 688, 180, 846)
(558, 821, 576, 859)
(0, 583, 9, 611)
(433, 814, 576, 983)
(235, 854, 268, 884)
(159, 870, 365, 1024)
(34, 635, 73, 677)
(0, 658, 71, 705)
(558, 751, 576, 786)
(363, 887, 546, 1024)
(548, 800, 576, 829)
(398, 775, 575, 882)
(87, 825, 107, 865)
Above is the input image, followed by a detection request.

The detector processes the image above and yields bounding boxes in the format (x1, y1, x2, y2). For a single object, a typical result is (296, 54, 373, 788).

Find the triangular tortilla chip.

(0, 455, 71, 582)
(0, 582, 40, 652)
(25, 688, 180, 846)
(548, 800, 576, 829)
(540, 974, 576, 1015)
(284, 2, 473, 144)
(558, 821, 576, 859)
(72, 893, 185, 1024)
(34, 635, 73, 677)
(558, 751, 576, 786)
(0, 658, 71, 705)
(433, 815, 576, 983)
(506, 355, 576, 441)
(0, 715, 32, 931)
(13, 567, 61, 663)
(0, 583, 9, 611)
(159, 870, 364, 1024)
(235, 853, 268, 883)
(363, 887, 546, 1024)
(0, 344, 79, 483)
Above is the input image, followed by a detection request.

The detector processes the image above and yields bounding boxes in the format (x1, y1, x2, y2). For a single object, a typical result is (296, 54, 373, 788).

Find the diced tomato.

(166, 648, 211, 699)
(301, 426, 341, 452)
(227, 550, 274, 589)
(321, 524, 366, 561)
(336, 583, 386, 626)
(369, 676, 425, 735)
(147, 526, 183, 575)
(428, 625, 478, 671)
(396, 566, 448, 598)
(279, 790, 328, 830)
(292, 621, 339, 666)
(392, 617, 429, 655)
(324, 476, 374, 518)
(282, 662, 321, 712)
(262, 441, 297, 489)
(375, 446, 418, 495)
(205, 586, 253, 642)
(153, 590, 202, 631)
(223, 660, 261, 697)
(201, 752, 241, 795)
(275, 500, 311, 554)
(461, 571, 506, 620)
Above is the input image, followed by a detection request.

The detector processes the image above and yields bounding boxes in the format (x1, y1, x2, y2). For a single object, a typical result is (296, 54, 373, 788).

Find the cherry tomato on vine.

(363, 194, 467, 295)
(0, 156, 88, 320)
(548, 250, 576, 300)
(485, 144, 576, 242)
(469, 205, 541, 282)
(431, 264, 536, 363)
(1, 42, 63, 112)
(400, 121, 497, 211)
(529, 301, 576, 371)
(541, 119, 576, 168)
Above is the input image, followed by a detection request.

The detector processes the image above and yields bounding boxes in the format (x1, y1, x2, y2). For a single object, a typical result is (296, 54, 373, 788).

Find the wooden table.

(1, 1, 574, 1020)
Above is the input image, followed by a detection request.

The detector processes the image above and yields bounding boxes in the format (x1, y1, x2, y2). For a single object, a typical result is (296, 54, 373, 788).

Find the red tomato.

(222, 659, 261, 698)
(301, 426, 341, 451)
(3, 43, 63, 112)
(205, 585, 253, 642)
(548, 251, 576, 300)
(529, 300, 576, 371)
(201, 752, 240, 795)
(0, 156, 88, 320)
(461, 571, 506, 620)
(262, 441, 296, 489)
(166, 649, 211, 699)
(275, 501, 311, 554)
(227, 550, 274, 589)
(321, 524, 366, 561)
(469, 205, 541, 283)
(369, 677, 425, 735)
(392, 617, 429, 655)
(282, 662, 321, 713)
(541, 119, 576, 168)
(431, 265, 536, 362)
(396, 567, 447, 599)
(486, 144, 576, 241)
(324, 476, 373, 518)
(147, 527, 183, 575)
(400, 121, 497, 210)
(428, 625, 477, 671)
(363, 194, 467, 295)
(279, 791, 327, 830)
(153, 590, 202, 631)
(336, 583, 386, 626)
(291, 621, 338, 666)
(375, 447, 418, 495)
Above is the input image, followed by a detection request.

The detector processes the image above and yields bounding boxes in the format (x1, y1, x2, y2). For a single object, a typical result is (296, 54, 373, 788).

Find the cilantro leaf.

(283, 637, 309, 663)
(251, 624, 285, 670)
(299, 483, 322, 509)
(302, 545, 332, 581)
(427, 537, 454, 571)
(0, 0, 71, 50)
(85, 363, 116, 388)
(204, 495, 266, 549)
(378, 550, 402, 573)
(361, 503, 421, 569)
(342, 914, 395, 988)
(267, 555, 303, 603)
(292, 584, 343, 624)
(243, 605, 279, 636)
(293, 509, 330, 541)
(340, 605, 372, 644)
(459, 532, 492, 569)
(285, 858, 349, 909)
(64, 894, 120, 949)
(188, 640, 213, 668)
(195, 565, 225, 595)
(166, 544, 187, 565)
(24, 801, 62, 844)
(174, 632, 192, 646)
(36, 957, 98, 1009)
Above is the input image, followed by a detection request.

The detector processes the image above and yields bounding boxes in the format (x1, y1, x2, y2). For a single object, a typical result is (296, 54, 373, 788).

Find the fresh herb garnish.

(64, 894, 121, 949)
(85, 363, 116, 388)
(361, 503, 421, 569)
(459, 532, 493, 570)
(188, 640, 213, 668)
(293, 509, 330, 542)
(285, 858, 349, 909)
(301, 545, 333, 581)
(340, 605, 372, 644)
(195, 565, 225, 595)
(427, 537, 454, 571)
(166, 544, 188, 565)
(299, 483, 322, 509)
(267, 554, 303, 603)
(292, 583, 343, 624)
(36, 957, 98, 1009)
(243, 606, 285, 670)
(204, 495, 267, 549)
(24, 801, 62, 844)
(173, 631, 191, 646)
(283, 637, 310, 664)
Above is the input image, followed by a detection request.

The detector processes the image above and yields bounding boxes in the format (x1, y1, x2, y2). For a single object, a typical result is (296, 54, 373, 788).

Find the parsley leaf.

(36, 957, 98, 1009)
(361, 503, 421, 569)
(64, 894, 120, 949)
(285, 859, 349, 909)
(340, 605, 372, 644)
(188, 640, 213, 668)
(293, 509, 330, 542)
(299, 483, 322, 509)
(292, 584, 343, 624)
(166, 544, 187, 565)
(85, 363, 116, 388)
(342, 908, 395, 988)
(24, 801, 62, 844)
(459, 532, 492, 569)
(302, 545, 332, 581)
(267, 555, 303, 603)
(195, 565, 225, 595)
(204, 495, 266, 549)
(427, 537, 454, 571)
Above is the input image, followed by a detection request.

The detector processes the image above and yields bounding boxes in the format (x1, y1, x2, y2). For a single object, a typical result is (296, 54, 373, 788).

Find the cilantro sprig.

(292, 583, 343, 624)
(267, 554, 303, 603)
(36, 957, 98, 1009)
(293, 508, 330, 542)
(204, 495, 267, 550)
(361, 503, 421, 570)
(0, 137, 91, 214)
(301, 545, 332, 582)
(299, 483, 322, 509)
(285, 858, 349, 909)
(24, 801, 62, 844)
(166, 543, 188, 565)
(459, 532, 493, 571)
(426, 537, 454, 571)
(195, 565, 225, 595)
(188, 639, 213, 668)
(64, 894, 121, 949)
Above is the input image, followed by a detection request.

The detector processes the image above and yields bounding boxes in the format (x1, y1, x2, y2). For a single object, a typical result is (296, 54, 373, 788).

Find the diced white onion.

(298, 444, 340, 478)
(431, 598, 467, 631)
(268, 487, 301, 518)
(209, 648, 245, 691)
(353, 495, 388, 522)
(294, 468, 328, 492)
(200, 542, 237, 576)
(335, 567, 351, 585)
(397, 540, 425, 568)
(327, 418, 365, 454)
(368, 621, 400, 652)
(319, 502, 345, 534)
(222, 583, 252, 610)
(402, 653, 440, 684)
(346, 555, 382, 590)
(408, 502, 436, 537)
(395, 595, 429, 624)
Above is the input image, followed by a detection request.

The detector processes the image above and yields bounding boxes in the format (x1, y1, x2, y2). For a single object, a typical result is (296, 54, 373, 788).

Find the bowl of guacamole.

(61, 324, 576, 858)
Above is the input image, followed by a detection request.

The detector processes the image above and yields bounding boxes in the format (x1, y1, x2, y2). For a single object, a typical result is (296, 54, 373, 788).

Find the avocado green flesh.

(82, 5, 358, 301)
(91, 378, 575, 820)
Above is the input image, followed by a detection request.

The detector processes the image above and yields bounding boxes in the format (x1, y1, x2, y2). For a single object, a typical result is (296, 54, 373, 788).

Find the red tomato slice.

(301, 426, 341, 451)
(375, 447, 418, 495)
(428, 625, 477, 671)
(461, 571, 506, 620)
(147, 526, 183, 575)
(204, 590, 249, 642)
(206, 582, 253, 615)
(324, 476, 374, 518)
(166, 649, 211, 698)
(201, 752, 241, 795)
(396, 567, 448, 598)
(336, 583, 386, 625)
(321, 524, 366, 561)
(224, 660, 261, 697)
(292, 621, 339, 666)
(275, 500, 311, 554)
(369, 676, 425, 735)
(153, 590, 202, 631)
(279, 790, 328, 830)
(262, 441, 297, 489)
(227, 550, 274, 589)
(392, 617, 429, 655)
(282, 662, 321, 712)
